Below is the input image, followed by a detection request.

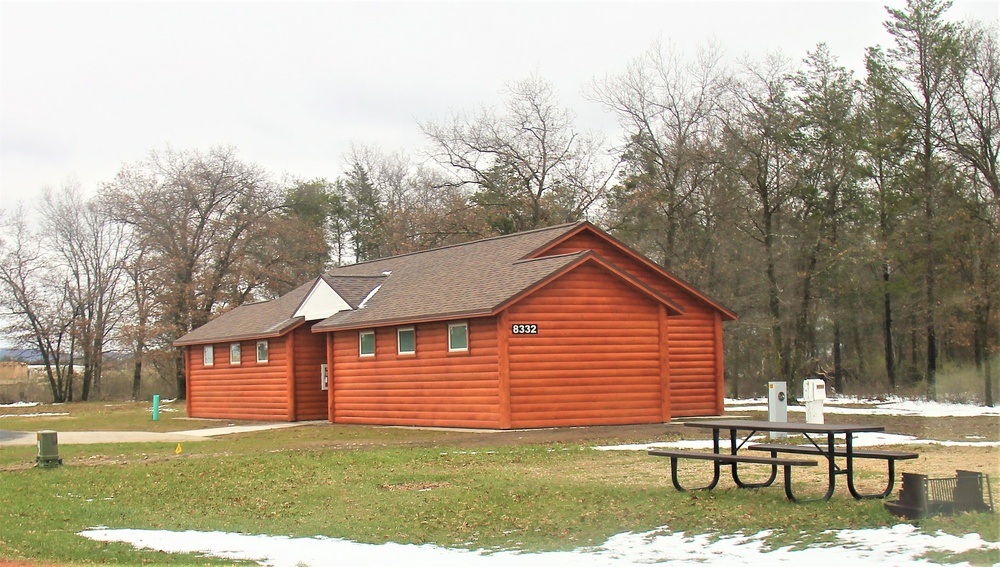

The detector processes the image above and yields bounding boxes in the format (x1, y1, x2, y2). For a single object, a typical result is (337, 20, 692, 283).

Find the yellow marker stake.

(175, 443, 183, 454)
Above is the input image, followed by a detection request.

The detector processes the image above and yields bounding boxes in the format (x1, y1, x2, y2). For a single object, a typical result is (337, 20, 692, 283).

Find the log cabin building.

(174, 222, 736, 429)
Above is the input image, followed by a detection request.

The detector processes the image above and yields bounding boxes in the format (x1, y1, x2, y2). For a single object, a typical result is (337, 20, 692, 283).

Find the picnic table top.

(682, 419, 885, 434)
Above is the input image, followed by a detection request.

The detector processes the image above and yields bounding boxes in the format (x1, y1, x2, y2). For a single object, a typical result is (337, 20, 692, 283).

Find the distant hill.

(0, 349, 44, 364)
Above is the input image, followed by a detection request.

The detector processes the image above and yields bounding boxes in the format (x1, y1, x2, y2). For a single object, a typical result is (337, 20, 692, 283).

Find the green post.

(152, 394, 160, 421)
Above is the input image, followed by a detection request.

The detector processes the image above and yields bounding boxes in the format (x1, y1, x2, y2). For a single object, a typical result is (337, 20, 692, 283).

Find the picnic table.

(649, 419, 919, 502)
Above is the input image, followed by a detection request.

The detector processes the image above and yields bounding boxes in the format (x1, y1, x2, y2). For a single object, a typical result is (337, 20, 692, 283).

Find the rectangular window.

(397, 327, 415, 355)
(320, 364, 329, 391)
(203, 345, 214, 366)
(256, 340, 269, 363)
(230, 343, 241, 365)
(448, 322, 468, 352)
(359, 330, 375, 357)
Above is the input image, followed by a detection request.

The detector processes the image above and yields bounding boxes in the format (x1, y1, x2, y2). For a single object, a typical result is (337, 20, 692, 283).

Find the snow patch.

(78, 524, 1000, 567)
(357, 284, 382, 309)
(0, 401, 39, 408)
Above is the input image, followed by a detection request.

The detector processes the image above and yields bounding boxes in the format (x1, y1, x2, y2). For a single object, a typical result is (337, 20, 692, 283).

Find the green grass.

(1, 402, 998, 565)
(0, 399, 226, 433)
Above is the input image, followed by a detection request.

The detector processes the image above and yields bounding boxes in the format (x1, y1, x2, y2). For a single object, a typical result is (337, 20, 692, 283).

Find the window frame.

(397, 326, 416, 355)
(320, 363, 329, 391)
(448, 321, 469, 353)
(229, 342, 241, 366)
(256, 340, 269, 363)
(359, 330, 376, 357)
(203, 344, 214, 367)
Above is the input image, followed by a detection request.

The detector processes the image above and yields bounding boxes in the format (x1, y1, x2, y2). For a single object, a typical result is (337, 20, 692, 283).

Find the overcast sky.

(1, 1, 996, 212)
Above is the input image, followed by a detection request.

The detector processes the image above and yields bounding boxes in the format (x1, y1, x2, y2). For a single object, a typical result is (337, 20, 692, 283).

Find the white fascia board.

(294, 278, 353, 321)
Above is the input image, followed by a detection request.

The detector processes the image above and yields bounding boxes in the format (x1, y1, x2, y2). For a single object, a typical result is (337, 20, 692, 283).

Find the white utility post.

(802, 378, 827, 424)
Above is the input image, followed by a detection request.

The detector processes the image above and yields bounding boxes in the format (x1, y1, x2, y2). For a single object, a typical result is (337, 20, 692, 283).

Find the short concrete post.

(36, 430, 62, 468)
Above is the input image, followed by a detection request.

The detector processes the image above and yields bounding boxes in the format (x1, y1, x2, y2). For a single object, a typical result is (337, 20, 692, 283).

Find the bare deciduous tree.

(591, 40, 730, 269)
(0, 207, 76, 402)
(101, 146, 284, 398)
(39, 183, 130, 400)
(422, 75, 613, 235)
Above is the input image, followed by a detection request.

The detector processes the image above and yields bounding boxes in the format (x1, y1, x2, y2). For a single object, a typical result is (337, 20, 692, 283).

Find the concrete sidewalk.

(0, 422, 307, 447)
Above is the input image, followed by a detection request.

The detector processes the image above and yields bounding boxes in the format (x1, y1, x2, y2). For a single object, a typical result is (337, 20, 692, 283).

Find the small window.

(320, 364, 329, 391)
(230, 343, 241, 365)
(359, 330, 375, 357)
(397, 327, 415, 355)
(448, 322, 468, 352)
(256, 340, 269, 363)
(203, 345, 214, 367)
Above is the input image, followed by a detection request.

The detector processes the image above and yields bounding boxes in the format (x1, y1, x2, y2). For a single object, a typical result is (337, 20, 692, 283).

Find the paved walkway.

(0, 422, 306, 447)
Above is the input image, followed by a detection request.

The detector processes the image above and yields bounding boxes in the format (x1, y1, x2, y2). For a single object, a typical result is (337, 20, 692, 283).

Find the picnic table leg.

(668, 456, 721, 492)
(667, 429, 721, 492)
(845, 434, 896, 499)
(780, 433, 836, 503)
(728, 427, 779, 489)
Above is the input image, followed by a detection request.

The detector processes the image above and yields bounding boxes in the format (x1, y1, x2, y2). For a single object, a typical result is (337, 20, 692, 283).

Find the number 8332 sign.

(511, 324, 538, 334)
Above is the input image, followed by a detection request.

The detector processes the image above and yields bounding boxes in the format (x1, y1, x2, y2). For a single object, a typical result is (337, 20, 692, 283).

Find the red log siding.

(186, 336, 292, 421)
(329, 318, 501, 427)
(539, 231, 722, 417)
(505, 263, 663, 428)
(291, 326, 328, 420)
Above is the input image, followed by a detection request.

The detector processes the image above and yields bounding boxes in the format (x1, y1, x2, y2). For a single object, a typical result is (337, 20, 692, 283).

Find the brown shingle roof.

(174, 221, 731, 346)
(173, 279, 314, 346)
(173, 224, 584, 346)
(319, 275, 388, 308)
(311, 223, 590, 331)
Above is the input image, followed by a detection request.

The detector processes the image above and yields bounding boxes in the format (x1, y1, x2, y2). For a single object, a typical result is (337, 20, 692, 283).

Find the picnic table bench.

(649, 419, 915, 502)
(747, 443, 919, 499)
(648, 449, 818, 498)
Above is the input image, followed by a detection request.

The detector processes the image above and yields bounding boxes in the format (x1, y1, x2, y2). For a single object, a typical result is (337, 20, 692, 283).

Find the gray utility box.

(768, 381, 787, 440)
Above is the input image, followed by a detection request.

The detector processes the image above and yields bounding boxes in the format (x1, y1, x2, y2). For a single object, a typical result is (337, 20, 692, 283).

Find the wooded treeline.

(0, 0, 996, 404)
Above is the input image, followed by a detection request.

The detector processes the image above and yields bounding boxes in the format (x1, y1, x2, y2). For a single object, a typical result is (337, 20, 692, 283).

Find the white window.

(359, 330, 376, 357)
(230, 343, 241, 365)
(448, 322, 468, 352)
(203, 345, 214, 367)
(397, 327, 415, 355)
(256, 340, 269, 363)
(320, 364, 329, 391)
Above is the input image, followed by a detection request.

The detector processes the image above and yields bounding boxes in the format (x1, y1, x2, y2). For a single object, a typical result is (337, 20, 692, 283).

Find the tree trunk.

(131, 352, 143, 401)
(883, 262, 896, 390)
(81, 354, 92, 401)
(833, 319, 843, 394)
(174, 348, 186, 400)
(765, 224, 787, 382)
(794, 247, 820, 377)
(925, 192, 937, 401)
(910, 312, 920, 383)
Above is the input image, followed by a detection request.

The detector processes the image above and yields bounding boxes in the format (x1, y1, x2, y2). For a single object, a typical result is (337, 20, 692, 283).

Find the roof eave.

(172, 318, 306, 347)
(309, 309, 495, 334)
(532, 222, 738, 321)
(493, 251, 686, 317)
